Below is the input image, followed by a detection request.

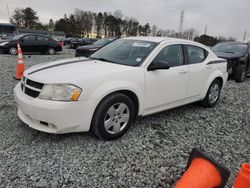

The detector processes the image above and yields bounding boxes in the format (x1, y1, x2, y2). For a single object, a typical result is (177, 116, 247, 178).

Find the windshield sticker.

(238, 44, 247, 47)
(132, 43, 151, 47)
(136, 58, 142, 62)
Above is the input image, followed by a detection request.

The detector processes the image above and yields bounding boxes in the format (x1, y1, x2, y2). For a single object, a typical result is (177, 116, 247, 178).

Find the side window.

(187, 45, 207, 64)
(22, 35, 36, 41)
(37, 36, 49, 41)
(154, 44, 184, 67)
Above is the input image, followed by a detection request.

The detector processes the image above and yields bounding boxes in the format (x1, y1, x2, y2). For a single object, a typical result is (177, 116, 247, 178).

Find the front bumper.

(0, 46, 7, 53)
(14, 82, 97, 134)
(75, 50, 90, 57)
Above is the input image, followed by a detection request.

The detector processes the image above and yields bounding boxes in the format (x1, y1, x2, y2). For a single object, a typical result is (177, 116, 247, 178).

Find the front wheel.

(234, 65, 246, 83)
(201, 79, 221, 108)
(91, 93, 135, 140)
(9, 46, 17, 55)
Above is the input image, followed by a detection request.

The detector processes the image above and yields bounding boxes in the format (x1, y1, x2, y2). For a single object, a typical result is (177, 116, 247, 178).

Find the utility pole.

(179, 10, 185, 38)
(204, 25, 207, 35)
(7, 4, 10, 21)
(243, 30, 247, 42)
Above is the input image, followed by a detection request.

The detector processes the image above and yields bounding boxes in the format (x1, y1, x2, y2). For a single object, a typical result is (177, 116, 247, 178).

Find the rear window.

(187, 45, 208, 64)
(37, 36, 49, 41)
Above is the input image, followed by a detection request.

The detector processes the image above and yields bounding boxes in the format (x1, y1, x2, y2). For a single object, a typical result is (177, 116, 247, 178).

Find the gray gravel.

(0, 48, 249, 188)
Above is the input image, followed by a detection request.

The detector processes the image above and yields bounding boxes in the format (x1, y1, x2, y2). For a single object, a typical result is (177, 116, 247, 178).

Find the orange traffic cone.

(233, 163, 250, 188)
(174, 148, 230, 188)
(13, 43, 25, 80)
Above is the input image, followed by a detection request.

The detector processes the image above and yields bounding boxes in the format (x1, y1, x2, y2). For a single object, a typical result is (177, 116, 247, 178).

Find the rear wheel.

(48, 47, 55, 55)
(234, 65, 246, 83)
(9, 46, 17, 55)
(91, 93, 135, 140)
(201, 79, 221, 108)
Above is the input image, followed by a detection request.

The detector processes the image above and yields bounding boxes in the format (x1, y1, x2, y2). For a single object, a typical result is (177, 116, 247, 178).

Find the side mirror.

(147, 60, 170, 71)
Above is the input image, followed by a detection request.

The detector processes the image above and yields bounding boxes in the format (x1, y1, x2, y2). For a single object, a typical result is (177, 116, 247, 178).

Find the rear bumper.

(14, 82, 98, 134)
(55, 46, 62, 52)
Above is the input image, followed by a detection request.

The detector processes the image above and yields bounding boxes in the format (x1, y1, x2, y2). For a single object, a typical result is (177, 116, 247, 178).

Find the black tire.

(48, 47, 55, 55)
(234, 65, 246, 83)
(9, 46, 17, 55)
(201, 79, 221, 108)
(91, 93, 135, 140)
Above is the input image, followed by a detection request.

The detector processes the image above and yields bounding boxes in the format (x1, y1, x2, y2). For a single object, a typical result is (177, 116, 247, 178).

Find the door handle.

(206, 66, 213, 69)
(179, 70, 187, 74)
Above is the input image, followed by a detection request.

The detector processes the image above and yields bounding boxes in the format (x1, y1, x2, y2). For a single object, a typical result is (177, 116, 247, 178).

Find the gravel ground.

(0, 48, 249, 188)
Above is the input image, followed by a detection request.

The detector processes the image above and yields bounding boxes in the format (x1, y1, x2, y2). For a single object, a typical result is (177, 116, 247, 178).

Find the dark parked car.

(212, 42, 250, 82)
(75, 37, 116, 57)
(0, 34, 62, 55)
(63, 37, 79, 46)
(70, 38, 98, 49)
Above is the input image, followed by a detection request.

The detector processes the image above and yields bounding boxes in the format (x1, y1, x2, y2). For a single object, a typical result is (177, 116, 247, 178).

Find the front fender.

(87, 80, 144, 116)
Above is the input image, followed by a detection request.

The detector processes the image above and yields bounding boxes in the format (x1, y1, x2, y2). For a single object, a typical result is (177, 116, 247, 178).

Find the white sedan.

(14, 37, 228, 140)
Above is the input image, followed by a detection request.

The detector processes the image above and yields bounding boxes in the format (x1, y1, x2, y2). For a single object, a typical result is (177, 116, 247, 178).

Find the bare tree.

(151, 24, 158, 36)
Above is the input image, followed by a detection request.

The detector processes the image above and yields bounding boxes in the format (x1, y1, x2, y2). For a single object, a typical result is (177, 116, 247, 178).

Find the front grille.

(21, 76, 44, 98)
(26, 79, 44, 89)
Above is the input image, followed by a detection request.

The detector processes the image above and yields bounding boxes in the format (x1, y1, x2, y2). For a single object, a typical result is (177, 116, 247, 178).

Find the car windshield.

(93, 38, 114, 45)
(90, 39, 158, 66)
(12, 35, 24, 40)
(212, 43, 248, 54)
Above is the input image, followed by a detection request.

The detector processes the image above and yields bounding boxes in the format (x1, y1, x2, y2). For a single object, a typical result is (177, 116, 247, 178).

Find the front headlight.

(39, 84, 81, 101)
(0, 42, 9, 46)
(239, 56, 247, 63)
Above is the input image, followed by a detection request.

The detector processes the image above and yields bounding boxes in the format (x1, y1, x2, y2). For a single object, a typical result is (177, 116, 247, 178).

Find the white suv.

(14, 37, 228, 140)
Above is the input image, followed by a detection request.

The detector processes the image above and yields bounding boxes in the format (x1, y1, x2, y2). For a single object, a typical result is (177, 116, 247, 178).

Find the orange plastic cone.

(13, 43, 25, 80)
(234, 163, 250, 188)
(174, 148, 230, 188)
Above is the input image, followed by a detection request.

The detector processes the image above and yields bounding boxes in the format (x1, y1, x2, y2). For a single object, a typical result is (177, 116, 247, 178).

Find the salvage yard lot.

(0, 48, 249, 187)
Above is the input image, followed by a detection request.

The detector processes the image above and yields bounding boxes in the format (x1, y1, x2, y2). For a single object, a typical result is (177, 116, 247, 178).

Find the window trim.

(184, 44, 209, 65)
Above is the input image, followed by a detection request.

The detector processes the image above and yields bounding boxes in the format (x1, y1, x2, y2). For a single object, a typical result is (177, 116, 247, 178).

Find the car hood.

(24, 57, 135, 84)
(214, 52, 245, 60)
(76, 44, 102, 51)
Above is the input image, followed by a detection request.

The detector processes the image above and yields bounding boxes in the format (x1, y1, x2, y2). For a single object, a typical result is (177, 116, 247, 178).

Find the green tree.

(10, 7, 40, 29)
(22, 7, 39, 29)
(10, 8, 24, 27)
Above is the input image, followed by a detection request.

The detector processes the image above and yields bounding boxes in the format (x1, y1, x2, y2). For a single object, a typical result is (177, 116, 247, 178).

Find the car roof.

(123, 36, 199, 44)
(20, 33, 52, 38)
(122, 36, 210, 49)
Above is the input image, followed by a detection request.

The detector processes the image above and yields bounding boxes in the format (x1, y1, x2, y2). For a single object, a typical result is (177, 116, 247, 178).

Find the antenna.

(179, 10, 185, 38)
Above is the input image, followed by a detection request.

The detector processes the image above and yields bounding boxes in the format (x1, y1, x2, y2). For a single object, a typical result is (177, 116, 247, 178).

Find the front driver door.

(19, 35, 36, 52)
(144, 44, 189, 114)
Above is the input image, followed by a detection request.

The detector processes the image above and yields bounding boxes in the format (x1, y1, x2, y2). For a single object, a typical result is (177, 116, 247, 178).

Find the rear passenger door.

(36, 36, 49, 53)
(184, 45, 212, 98)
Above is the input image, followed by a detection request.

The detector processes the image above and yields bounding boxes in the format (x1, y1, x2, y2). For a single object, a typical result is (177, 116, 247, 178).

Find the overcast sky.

(0, 0, 249, 40)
